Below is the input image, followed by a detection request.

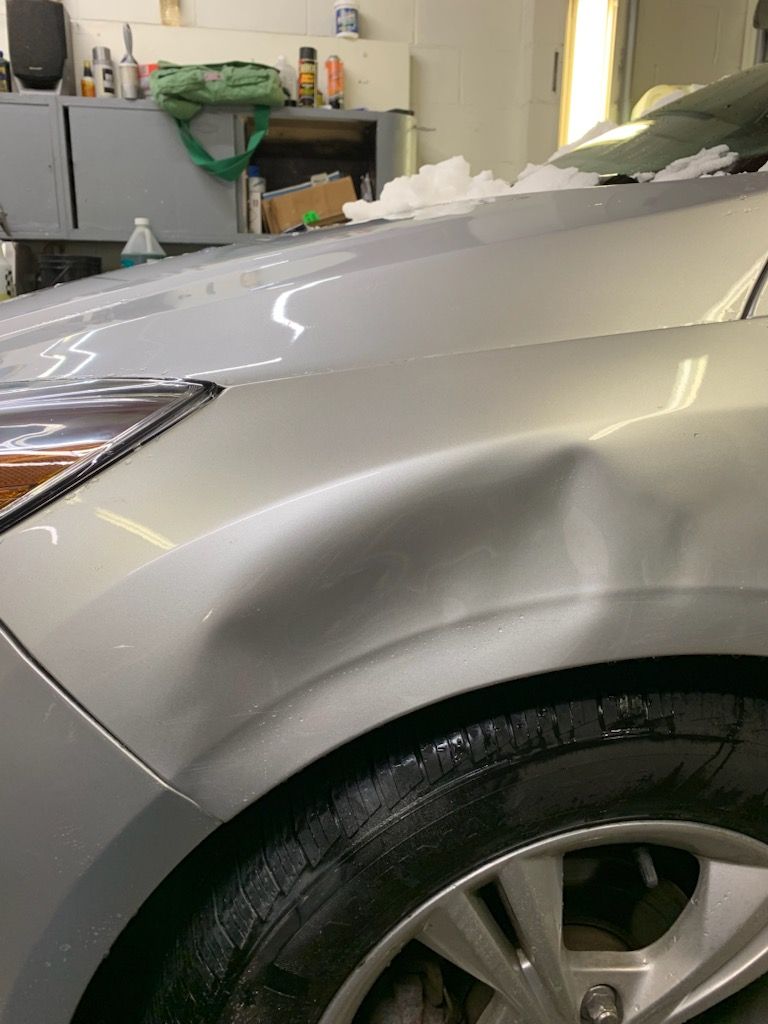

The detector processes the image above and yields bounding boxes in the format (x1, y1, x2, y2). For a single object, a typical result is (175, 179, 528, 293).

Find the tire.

(76, 658, 768, 1024)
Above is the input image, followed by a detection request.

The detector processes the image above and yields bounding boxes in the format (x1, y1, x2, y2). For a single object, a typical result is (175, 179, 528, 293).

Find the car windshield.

(552, 62, 768, 177)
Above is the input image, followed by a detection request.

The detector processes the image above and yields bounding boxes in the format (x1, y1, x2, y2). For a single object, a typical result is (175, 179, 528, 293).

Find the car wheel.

(78, 660, 768, 1024)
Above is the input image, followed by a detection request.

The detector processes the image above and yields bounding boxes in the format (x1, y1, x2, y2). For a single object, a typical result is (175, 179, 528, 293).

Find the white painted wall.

(630, 0, 754, 107)
(410, 0, 530, 181)
(0, 1, 764, 184)
(0, 0, 534, 180)
(0, 2, 410, 111)
(522, 0, 567, 164)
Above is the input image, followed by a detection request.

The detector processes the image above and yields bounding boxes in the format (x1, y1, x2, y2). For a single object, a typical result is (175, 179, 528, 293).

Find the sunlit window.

(562, 0, 619, 143)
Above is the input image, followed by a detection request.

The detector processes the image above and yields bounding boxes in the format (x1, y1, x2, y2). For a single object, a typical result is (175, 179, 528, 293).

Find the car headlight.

(0, 379, 215, 531)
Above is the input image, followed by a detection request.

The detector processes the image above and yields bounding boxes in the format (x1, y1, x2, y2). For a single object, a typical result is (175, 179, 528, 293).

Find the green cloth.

(150, 61, 284, 181)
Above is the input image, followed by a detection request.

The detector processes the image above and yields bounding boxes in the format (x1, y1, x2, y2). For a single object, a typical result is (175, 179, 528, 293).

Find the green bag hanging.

(150, 61, 285, 182)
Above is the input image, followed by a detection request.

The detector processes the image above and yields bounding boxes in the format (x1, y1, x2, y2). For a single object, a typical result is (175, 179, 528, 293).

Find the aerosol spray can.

(92, 46, 115, 97)
(298, 46, 317, 107)
(0, 245, 12, 302)
(0, 51, 11, 93)
(325, 55, 344, 109)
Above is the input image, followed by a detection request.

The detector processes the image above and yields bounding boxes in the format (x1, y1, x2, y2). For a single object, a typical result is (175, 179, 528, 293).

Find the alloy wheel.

(320, 821, 768, 1024)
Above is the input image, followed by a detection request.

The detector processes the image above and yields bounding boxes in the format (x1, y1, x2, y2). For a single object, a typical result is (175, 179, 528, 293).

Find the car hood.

(2, 175, 768, 388)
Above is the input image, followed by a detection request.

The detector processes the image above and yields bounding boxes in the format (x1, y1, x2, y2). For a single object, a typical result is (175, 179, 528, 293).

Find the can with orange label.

(325, 55, 345, 109)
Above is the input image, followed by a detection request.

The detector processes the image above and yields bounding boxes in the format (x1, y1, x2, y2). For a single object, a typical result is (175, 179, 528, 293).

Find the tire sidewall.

(230, 690, 768, 1021)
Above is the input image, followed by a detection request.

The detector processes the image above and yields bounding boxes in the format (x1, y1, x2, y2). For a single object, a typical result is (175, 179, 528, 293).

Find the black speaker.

(7, 0, 74, 93)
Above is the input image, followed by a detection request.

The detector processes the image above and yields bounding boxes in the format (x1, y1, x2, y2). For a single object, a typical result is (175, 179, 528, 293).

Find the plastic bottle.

(275, 55, 298, 105)
(298, 47, 317, 107)
(120, 217, 166, 267)
(139, 63, 159, 98)
(334, 1, 360, 39)
(81, 60, 96, 98)
(247, 166, 266, 234)
(92, 46, 115, 97)
(0, 247, 13, 301)
(0, 51, 11, 94)
(119, 24, 139, 100)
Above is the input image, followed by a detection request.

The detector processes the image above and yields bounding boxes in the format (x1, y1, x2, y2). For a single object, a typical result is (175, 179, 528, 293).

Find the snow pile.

(651, 144, 737, 181)
(511, 162, 599, 194)
(342, 137, 743, 225)
(342, 156, 513, 223)
(510, 143, 738, 194)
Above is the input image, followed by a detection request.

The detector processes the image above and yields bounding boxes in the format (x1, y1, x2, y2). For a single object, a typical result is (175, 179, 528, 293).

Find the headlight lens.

(0, 379, 214, 530)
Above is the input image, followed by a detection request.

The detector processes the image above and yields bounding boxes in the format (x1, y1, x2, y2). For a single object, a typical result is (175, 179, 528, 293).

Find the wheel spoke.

(419, 888, 550, 1022)
(474, 992, 530, 1024)
(652, 856, 768, 1023)
(569, 857, 768, 1023)
(667, 928, 768, 1023)
(497, 852, 579, 1019)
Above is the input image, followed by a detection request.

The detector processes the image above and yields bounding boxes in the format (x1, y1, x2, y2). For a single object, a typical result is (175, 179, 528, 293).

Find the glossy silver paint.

(1, 174, 768, 389)
(0, 624, 215, 1024)
(3, 174, 768, 1022)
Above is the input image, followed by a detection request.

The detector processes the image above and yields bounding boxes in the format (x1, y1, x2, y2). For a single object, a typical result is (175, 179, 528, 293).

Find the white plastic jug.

(121, 217, 166, 268)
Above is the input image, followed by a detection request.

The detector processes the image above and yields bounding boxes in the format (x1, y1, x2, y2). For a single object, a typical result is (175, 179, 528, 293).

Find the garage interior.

(5, 4, 768, 1024)
(0, 0, 764, 288)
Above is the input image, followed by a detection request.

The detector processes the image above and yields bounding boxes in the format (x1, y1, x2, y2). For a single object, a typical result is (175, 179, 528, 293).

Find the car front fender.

(1, 318, 768, 817)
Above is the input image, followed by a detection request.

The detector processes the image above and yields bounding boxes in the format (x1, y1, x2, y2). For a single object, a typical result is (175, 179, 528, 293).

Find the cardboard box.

(263, 176, 357, 234)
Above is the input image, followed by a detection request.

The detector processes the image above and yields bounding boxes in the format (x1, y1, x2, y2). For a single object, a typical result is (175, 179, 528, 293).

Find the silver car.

(3, 174, 768, 1024)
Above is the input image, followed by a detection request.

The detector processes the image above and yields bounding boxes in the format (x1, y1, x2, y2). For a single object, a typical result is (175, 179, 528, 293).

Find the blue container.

(334, 1, 359, 39)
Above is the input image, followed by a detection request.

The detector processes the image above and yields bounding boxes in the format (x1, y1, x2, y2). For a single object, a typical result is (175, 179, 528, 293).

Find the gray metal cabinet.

(0, 96, 67, 236)
(0, 96, 416, 244)
(67, 100, 239, 243)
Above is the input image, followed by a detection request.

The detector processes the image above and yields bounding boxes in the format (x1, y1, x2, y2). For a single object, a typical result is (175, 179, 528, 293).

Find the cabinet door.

(0, 101, 64, 236)
(68, 104, 239, 242)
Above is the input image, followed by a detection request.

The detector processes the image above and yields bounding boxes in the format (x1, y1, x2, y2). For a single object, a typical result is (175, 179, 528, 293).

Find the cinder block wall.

(0, 0, 534, 179)
(409, 0, 531, 180)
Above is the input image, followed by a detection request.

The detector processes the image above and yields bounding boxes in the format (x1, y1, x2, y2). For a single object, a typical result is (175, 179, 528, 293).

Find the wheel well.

(71, 654, 768, 1023)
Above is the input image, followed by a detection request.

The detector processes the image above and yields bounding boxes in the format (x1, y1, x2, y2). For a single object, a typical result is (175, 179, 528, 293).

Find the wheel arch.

(178, 583, 768, 818)
(71, 652, 768, 1024)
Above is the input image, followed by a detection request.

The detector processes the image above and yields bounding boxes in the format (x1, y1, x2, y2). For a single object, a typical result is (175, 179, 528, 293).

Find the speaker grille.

(8, 0, 68, 88)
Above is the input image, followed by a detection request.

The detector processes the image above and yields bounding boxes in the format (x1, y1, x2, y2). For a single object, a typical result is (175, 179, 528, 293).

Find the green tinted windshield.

(553, 63, 768, 175)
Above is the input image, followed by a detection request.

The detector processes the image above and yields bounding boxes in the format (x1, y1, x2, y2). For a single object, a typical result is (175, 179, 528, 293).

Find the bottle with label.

(298, 46, 317, 107)
(274, 55, 298, 105)
(92, 46, 115, 98)
(119, 24, 139, 100)
(139, 63, 159, 98)
(0, 246, 13, 302)
(247, 166, 266, 234)
(120, 217, 166, 267)
(0, 51, 11, 93)
(81, 60, 96, 97)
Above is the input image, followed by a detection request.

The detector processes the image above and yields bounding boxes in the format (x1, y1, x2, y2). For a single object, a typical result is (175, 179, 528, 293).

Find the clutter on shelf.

(263, 173, 357, 233)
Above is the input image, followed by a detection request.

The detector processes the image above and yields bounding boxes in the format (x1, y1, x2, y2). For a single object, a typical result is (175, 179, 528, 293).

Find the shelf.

(0, 95, 416, 243)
